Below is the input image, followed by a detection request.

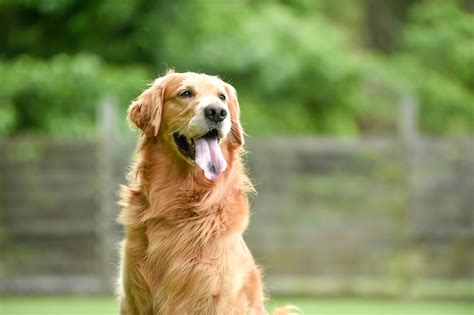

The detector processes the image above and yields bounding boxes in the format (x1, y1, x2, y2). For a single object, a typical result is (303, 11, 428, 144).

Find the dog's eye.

(219, 94, 226, 101)
(179, 90, 193, 98)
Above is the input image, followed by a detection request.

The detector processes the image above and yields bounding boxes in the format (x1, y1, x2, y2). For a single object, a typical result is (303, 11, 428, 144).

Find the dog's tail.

(272, 304, 301, 315)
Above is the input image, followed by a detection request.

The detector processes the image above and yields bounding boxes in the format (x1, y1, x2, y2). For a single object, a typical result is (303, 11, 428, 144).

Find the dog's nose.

(204, 105, 227, 123)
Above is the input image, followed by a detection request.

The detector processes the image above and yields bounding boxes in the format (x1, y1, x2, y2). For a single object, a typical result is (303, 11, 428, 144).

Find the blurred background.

(0, 0, 473, 314)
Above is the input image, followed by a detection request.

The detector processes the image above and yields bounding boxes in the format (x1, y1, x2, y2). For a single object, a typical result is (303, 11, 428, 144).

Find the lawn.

(0, 297, 472, 315)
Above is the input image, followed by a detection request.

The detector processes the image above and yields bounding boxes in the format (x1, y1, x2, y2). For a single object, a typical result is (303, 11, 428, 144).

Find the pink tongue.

(194, 136, 227, 181)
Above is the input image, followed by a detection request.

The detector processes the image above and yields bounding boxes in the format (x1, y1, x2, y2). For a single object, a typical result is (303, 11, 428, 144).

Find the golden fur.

(117, 71, 297, 315)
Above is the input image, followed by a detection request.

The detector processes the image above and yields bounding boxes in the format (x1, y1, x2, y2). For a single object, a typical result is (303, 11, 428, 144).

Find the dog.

(117, 71, 298, 315)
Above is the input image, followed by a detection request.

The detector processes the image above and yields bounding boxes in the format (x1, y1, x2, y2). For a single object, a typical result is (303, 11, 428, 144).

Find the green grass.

(0, 296, 472, 315)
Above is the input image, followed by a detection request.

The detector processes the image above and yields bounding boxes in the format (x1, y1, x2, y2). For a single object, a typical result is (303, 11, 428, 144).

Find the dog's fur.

(117, 71, 296, 315)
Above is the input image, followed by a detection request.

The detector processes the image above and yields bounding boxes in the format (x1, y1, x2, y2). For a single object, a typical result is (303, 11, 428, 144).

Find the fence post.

(97, 95, 118, 293)
(398, 92, 422, 297)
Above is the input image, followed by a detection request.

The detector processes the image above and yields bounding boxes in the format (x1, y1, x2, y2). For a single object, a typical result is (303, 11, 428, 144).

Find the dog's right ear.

(127, 78, 166, 137)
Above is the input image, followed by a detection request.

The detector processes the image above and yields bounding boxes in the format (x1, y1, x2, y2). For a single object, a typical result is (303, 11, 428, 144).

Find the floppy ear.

(225, 83, 244, 146)
(127, 78, 165, 137)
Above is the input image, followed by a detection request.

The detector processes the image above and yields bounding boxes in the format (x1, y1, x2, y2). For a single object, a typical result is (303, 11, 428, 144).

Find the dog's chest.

(148, 228, 250, 304)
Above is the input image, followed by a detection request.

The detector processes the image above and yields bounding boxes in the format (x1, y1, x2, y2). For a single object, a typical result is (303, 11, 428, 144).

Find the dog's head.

(128, 71, 244, 181)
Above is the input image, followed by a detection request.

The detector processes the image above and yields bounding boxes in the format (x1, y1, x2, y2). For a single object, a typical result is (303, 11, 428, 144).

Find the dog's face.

(127, 72, 244, 181)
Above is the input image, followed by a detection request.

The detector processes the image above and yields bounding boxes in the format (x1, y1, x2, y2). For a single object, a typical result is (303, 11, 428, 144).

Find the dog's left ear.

(224, 83, 244, 146)
(127, 77, 166, 137)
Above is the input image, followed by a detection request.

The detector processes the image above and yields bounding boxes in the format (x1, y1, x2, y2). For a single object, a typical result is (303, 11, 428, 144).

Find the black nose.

(204, 105, 227, 123)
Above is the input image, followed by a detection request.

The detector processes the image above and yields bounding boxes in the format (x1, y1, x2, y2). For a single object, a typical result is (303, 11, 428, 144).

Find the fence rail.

(0, 134, 472, 298)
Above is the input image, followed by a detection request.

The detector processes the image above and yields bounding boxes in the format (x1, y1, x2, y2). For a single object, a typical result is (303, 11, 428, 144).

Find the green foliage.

(0, 0, 472, 137)
(396, 0, 474, 135)
(0, 54, 149, 137)
(403, 1, 474, 89)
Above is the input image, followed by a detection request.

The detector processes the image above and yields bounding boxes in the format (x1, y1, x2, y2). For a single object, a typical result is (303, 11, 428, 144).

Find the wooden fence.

(0, 100, 472, 298)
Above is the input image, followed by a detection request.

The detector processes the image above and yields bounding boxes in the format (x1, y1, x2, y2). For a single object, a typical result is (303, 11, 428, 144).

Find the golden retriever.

(117, 71, 297, 315)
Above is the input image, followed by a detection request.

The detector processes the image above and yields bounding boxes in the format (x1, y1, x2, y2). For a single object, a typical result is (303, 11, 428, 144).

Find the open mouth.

(172, 129, 227, 180)
(173, 129, 219, 161)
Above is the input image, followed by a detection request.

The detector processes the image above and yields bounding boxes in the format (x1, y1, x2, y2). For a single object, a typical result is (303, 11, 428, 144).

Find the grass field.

(0, 297, 472, 315)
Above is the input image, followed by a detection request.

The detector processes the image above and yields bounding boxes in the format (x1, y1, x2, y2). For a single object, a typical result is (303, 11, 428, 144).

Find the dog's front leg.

(118, 240, 155, 315)
(244, 268, 268, 315)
